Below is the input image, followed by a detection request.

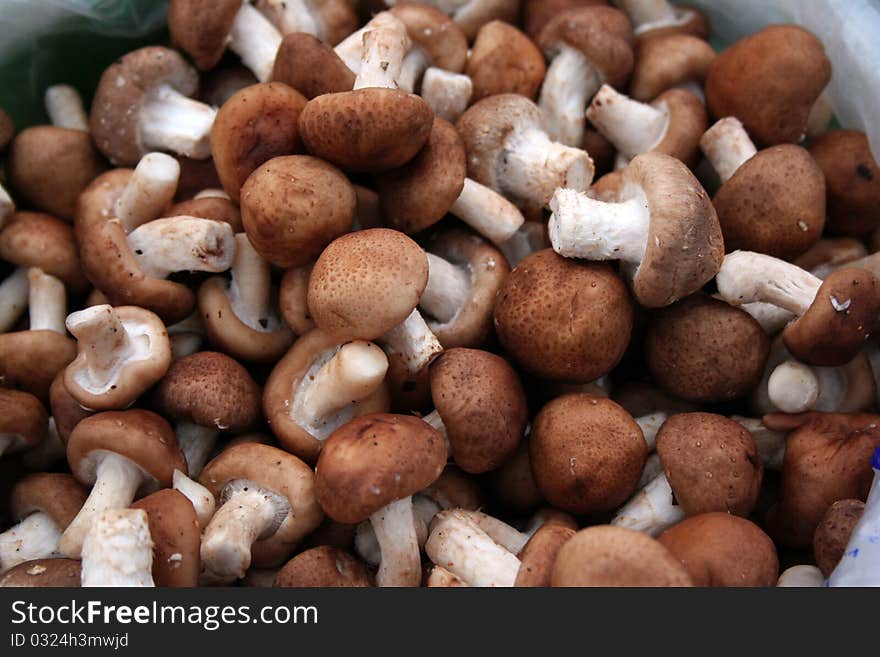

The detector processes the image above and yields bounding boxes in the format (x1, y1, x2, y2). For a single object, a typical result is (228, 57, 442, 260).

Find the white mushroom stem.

(611, 472, 685, 537)
(173, 469, 216, 529)
(540, 46, 600, 147)
(81, 509, 154, 587)
(450, 178, 526, 245)
(549, 187, 649, 262)
(381, 309, 444, 373)
(421, 410, 452, 454)
(456, 510, 530, 555)
(140, 85, 217, 160)
(0, 268, 29, 333)
(739, 301, 796, 335)
(176, 422, 220, 479)
(716, 251, 822, 316)
(637, 452, 664, 489)
(699, 117, 758, 184)
(59, 451, 145, 558)
(334, 13, 391, 73)
(256, 0, 320, 37)
(353, 13, 410, 90)
(425, 510, 521, 587)
(420, 68, 473, 123)
(355, 495, 438, 566)
(127, 216, 235, 279)
(65, 305, 138, 379)
(228, 2, 284, 83)
(731, 416, 786, 471)
(777, 565, 825, 587)
(587, 84, 668, 159)
(115, 153, 181, 233)
(229, 233, 271, 331)
(421, 253, 471, 324)
(499, 222, 548, 268)
(398, 47, 431, 94)
(636, 412, 667, 451)
(371, 497, 422, 587)
(768, 361, 820, 414)
(0, 513, 62, 573)
(612, 0, 677, 27)
(44, 84, 89, 132)
(0, 181, 14, 231)
(27, 268, 66, 335)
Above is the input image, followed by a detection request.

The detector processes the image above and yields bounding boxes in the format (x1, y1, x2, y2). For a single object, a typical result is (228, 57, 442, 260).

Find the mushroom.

(168, 0, 283, 83)
(59, 410, 186, 558)
(131, 489, 201, 587)
(466, 20, 545, 102)
(389, 0, 520, 42)
(315, 413, 446, 586)
(777, 564, 825, 587)
(279, 264, 315, 337)
(274, 546, 374, 587)
(112, 153, 181, 234)
(457, 94, 594, 210)
(794, 237, 868, 280)
(63, 305, 171, 411)
(168, 195, 243, 233)
(271, 32, 356, 98)
(81, 509, 154, 587)
(154, 351, 261, 476)
(813, 499, 865, 577)
(0, 212, 88, 293)
(125, 216, 235, 280)
(514, 523, 576, 587)
(0, 473, 86, 572)
(389, 4, 469, 93)
(537, 6, 634, 147)
(0, 559, 81, 588)
(172, 469, 216, 529)
(705, 25, 831, 146)
(629, 34, 715, 102)
(90, 46, 218, 165)
(256, 0, 357, 44)
(549, 152, 723, 308)
(551, 525, 694, 586)
(199, 442, 323, 583)
(715, 251, 880, 367)
(0, 390, 47, 462)
(494, 249, 633, 382)
(612, 0, 708, 41)
(523, 0, 608, 39)
(419, 68, 473, 123)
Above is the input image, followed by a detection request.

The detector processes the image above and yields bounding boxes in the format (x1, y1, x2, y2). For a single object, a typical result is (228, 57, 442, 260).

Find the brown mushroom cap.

(168, 196, 243, 232)
(466, 21, 546, 102)
(240, 155, 355, 268)
(307, 228, 428, 341)
(314, 413, 447, 524)
(274, 546, 374, 587)
(530, 393, 647, 514)
(420, 464, 486, 511)
(10, 473, 87, 530)
(131, 488, 201, 587)
(706, 25, 831, 146)
(0, 108, 12, 152)
(648, 88, 707, 167)
(783, 267, 880, 367)
(713, 144, 825, 259)
(813, 498, 866, 577)
(490, 440, 545, 514)
(656, 413, 763, 517)
(390, 4, 469, 73)
(809, 130, 880, 236)
(271, 33, 355, 99)
(211, 82, 308, 202)
(430, 348, 527, 473)
(67, 410, 186, 490)
(6, 126, 106, 221)
(658, 513, 779, 587)
(168, 0, 242, 71)
(200, 442, 324, 566)
(0, 331, 76, 403)
(0, 212, 87, 292)
(514, 524, 576, 587)
(644, 293, 770, 403)
(494, 249, 633, 382)
(0, 390, 48, 455)
(49, 371, 92, 444)
(0, 559, 81, 587)
(299, 89, 433, 172)
(153, 351, 261, 432)
(629, 33, 715, 102)
(552, 525, 694, 586)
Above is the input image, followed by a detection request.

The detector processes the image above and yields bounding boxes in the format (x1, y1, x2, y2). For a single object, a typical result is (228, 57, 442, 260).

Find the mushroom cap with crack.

(0, 559, 81, 587)
(466, 21, 546, 102)
(274, 546, 374, 587)
(629, 33, 715, 102)
(0, 331, 76, 403)
(168, 0, 243, 71)
(10, 473, 88, 530)
(271, 33, 355, 100)
(390, 4, 469, 73)
(514, 524, 576, 587)
(0, 389, 48, 455)
(132, 488, 201, 587)
(0, 212, 88, 292)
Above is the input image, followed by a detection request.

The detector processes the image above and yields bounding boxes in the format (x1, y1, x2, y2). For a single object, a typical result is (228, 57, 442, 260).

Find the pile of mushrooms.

(2, 0, 880, 589)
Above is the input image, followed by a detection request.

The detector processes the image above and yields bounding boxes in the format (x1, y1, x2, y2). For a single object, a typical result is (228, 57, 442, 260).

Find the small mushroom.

(81, 508, 154, 587)
(0, 212, 88, 293)
(514, 524, 576, 587)
(271, 33, 355, 99)
(466, 21, 545, 102)
(131, 489, 201, 587)
(256, 0, 357, 44)
(274, 546, 374, 587)
(112, 153, 181, 234)
(629, 33, 715, 102)
(0, 558, 81, 588)
(813, 499, 865, 577)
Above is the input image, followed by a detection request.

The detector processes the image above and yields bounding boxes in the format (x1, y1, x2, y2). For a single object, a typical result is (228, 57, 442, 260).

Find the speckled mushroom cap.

(0, 212, 88, 292)
(552, 525, 694, 587)
(132, 489, 201, 587)
(314, 413, 447, 524)
(644, 293, 770, 403)
(390, 4, 469, 73)
(514, 524, 576, 587)
(658, 513, 779, 587)
(430, 348, 526, 474)
(49, 371, 92, 444)
(211, 82, 307, 202)
(705, 25, 831, 147)
(656, 413, 763, 517)
(0, 108, 12, 151)
(76, 169, 195, 324)
(168, 196, 243, 232)
(154, 351, 261, 432)
(530, 394, 647, 514)
(67, 410, 186, 490)
(200, 442, 324, 567)
(10, 473, 88, 530)
(783, 267, 880, 367)
(271, 33, 355, 100)
(0, 389, 48, 455)
(0, 331, 76, 403)
(307, 229, 429, 341)
(493, 249, 633, 382)
(90, 46, 203, 166)
(629, 34, 715, 102)
(713, 144, 825, 260)
(274, 546, 374, 587)
(298, 89, 434, 172)
(813, 498, 865, 577)
(0, 559, 81, 587)
(538, 6, 634, 89)
(168, 0, 243, 71)
(240, 155, 356, 268)
(809, 130, 880, 236)
(466, 21, 546, 102)
(7, 127, 106, 221)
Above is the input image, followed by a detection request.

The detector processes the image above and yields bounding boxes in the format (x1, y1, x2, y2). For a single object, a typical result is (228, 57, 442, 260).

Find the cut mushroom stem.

(371, 496, 422, 587)
(65, 305, 143, 382)
(540, 47, 600, 146)
(420, 68, 473, 122)
(44, 84, 89, 132)
(353, 14, 410, 90)
(381, 309, 444, 373)
(699, 117, 758, 184)
(140, 84, 217, 159)
(0, 268, 30, 333)
(81, 509, 154, 587)
(229, 234, 272, 331)
(449, 179, 525, 245)
(398, 47, 431, 94)
(173, 469, 216, 528)
(59, 452, 146, 557)
(115, 153, 182, 233)
(587, 85, 668, 159)
(176, 422, 220, 478)
(635, 411, 667, 451)
(27, 269, 66, 335)
(611, 472, 685, 537)
(0, 512, 62, 572)
(127, 216, 235, 279)
(715, 251, 822, 316)
(228, 2, 284, 83)
(421, 253, 471, 324)
(768, 361, 820, 413)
